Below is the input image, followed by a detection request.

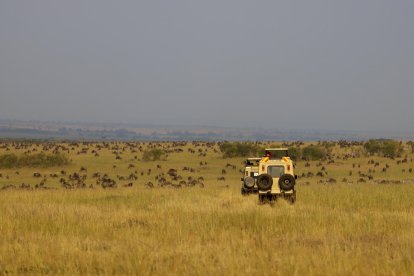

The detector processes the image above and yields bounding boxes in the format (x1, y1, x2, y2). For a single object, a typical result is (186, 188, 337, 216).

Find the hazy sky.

(1, 1, 413, 132)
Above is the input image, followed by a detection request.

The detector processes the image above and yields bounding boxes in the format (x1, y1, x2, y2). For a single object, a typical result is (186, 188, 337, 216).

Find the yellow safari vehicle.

(242, 148, 297, 203)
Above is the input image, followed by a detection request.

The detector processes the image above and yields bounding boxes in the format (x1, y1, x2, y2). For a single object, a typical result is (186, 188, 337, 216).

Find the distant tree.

(321, 141, 336, 149)
(382, 140, 403, 158)
(364, 139, 403, 158)
(0, 154, 19, 168)
(219, 142, 262, 158)
(321, 141, 336, 154)
(301, 145, 327, 161)
(288, 147, 301, 161)
(364, 140, 382, 155)
(407, 141, 414, 154)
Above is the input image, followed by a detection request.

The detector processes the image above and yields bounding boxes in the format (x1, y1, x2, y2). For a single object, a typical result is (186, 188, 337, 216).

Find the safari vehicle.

(241, 157, 261, 195)
(244, 148, 297, 204)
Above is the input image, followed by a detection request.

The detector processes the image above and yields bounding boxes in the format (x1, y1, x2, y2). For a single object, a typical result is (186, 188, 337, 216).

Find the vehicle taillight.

(246, 171, 248, 176)
(287, 165, 291, 171)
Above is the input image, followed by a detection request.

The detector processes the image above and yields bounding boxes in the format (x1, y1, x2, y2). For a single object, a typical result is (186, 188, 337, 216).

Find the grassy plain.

(1, 141, 414, 275)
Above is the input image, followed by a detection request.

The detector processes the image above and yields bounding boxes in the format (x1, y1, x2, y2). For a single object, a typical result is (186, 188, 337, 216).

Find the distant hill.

(0, 120, 412, 141)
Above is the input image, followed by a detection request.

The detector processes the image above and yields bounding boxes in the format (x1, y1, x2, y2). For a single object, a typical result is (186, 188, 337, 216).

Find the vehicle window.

(268, 151, 288, 160)
(268, 166, 284, 177)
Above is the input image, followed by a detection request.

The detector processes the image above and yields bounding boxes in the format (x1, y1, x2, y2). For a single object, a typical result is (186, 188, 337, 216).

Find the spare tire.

(257, 174, 273, 190)
(243, 176, 255, 188)
(279, 174, 296, 191)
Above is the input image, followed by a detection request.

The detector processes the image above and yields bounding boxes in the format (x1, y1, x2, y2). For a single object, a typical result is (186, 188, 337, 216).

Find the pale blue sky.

(1, 0, 413, 132)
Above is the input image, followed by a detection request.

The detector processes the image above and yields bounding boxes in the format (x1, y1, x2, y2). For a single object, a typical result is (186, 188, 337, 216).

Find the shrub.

(321, 141, 336, 154)
(364, 139, 403, 158)
(407, 141, 414, 154)
(219, 142, 262, 158)
(142, 149, 166, 161)
(364, 140, 382, 155)
(321, 141, 336, 149)
(382, 141, 403, 158)
(302, 145, 327, 161)
(288, 147, 301, 161)
(0, 154, 19, 168)
(0, 153, 69, 168)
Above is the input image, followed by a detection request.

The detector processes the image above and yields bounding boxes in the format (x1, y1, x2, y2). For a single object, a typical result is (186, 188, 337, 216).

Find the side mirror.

(241, 177, 244, 181)
(295, 175, 298, 179)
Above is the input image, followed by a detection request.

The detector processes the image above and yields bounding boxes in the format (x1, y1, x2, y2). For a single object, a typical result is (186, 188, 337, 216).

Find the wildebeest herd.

(0, 141, 235, 191)
(1, 140, 414, 191)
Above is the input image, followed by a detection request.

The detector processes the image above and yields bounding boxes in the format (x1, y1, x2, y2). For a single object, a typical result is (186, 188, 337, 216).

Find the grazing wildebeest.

(33, 172, 41, 178)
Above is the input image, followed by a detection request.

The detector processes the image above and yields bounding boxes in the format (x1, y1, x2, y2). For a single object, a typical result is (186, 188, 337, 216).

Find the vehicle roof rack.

(265, 148, 288, 151)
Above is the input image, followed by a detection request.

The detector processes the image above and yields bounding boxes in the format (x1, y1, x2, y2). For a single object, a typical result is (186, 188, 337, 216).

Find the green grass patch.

(0, 153, 69, 168)
(142, 148, 166, 161)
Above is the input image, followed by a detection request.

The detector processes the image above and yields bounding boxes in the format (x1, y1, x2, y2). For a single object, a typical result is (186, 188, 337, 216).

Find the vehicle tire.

(257, 174, 273, 191)
(278, 174, 296, 191)
(243, 176, 255, 189)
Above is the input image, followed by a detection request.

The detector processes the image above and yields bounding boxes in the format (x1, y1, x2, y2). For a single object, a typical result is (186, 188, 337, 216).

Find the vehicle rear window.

(268, 166, 284, 177)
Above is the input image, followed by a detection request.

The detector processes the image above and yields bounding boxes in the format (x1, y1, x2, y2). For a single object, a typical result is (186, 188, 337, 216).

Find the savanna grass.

(0, 141, 414, 275)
